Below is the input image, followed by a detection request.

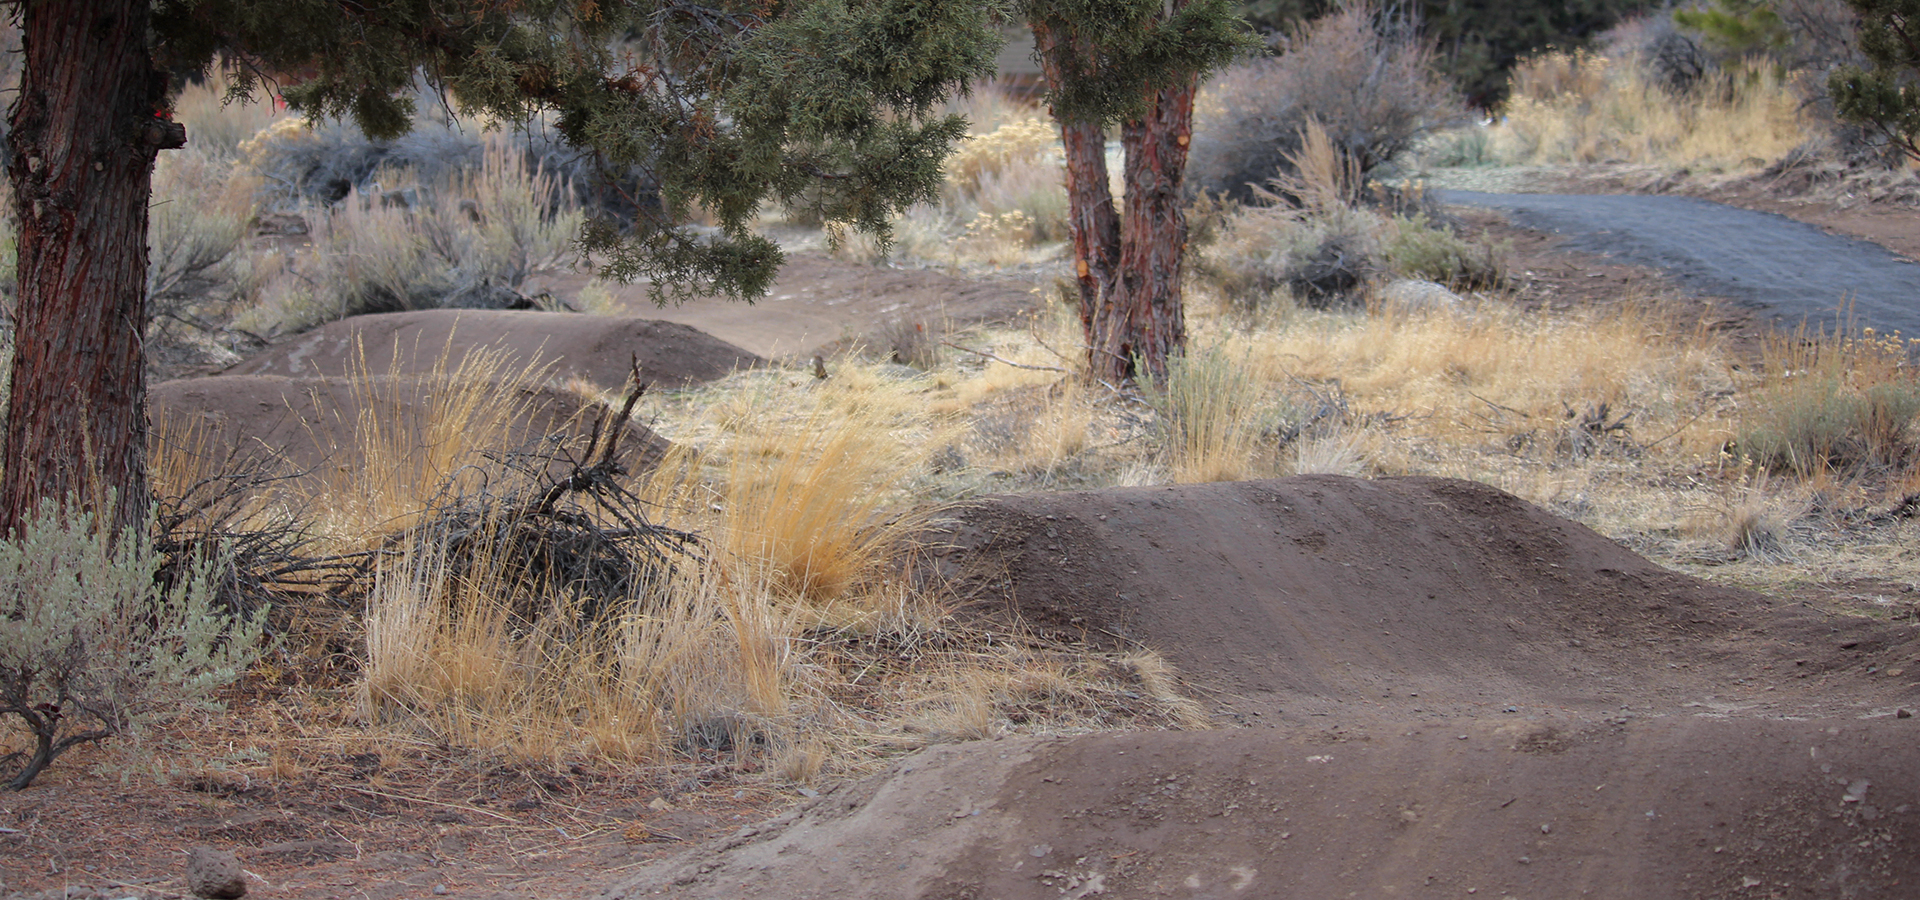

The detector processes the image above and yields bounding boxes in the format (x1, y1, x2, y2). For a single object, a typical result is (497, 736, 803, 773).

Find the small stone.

(433, 885, 450, 895)
(1898, 709, 1913, 719)
(185, 846, 247, 899)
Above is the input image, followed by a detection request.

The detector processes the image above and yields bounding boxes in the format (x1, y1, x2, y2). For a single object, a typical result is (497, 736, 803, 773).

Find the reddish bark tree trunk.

(1032, 11, 1197, 383)
(1107, 80, 1195, 382)
(3, 0, 183, 538)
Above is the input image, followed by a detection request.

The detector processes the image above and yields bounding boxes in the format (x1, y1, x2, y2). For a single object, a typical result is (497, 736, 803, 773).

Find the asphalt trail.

(1438, 189, 1920, 335)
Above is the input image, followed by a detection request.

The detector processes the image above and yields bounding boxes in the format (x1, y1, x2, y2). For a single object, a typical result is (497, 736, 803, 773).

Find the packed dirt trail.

(604, 476, 1920, 900)
(1438, 189, 1920, 335)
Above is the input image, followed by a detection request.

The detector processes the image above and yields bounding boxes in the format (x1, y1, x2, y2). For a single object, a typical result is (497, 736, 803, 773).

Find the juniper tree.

(2, 0, 1001, 537)
(1831, 0, 1920, 161)
(1022, 0, 1253, 382)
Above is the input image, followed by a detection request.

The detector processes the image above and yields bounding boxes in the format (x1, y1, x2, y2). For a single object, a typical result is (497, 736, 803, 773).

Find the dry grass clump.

(239, 133, 582, 335)
(1488, 49, 1820, 170)
(1143, 343, 1275, 483)
(1735, 325, 1920, 479)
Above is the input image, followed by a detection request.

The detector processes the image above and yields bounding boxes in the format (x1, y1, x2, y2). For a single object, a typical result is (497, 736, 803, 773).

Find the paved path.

(1439, 190, 1920, 335)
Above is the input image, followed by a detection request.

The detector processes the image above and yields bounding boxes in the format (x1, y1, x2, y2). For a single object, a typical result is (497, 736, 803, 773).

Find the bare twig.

(1464, 388, 1530, 418)
(940, 341, 1066, 373)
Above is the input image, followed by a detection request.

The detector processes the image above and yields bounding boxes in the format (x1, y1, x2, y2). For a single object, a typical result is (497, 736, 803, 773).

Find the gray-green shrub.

(0, 501, 262, 790)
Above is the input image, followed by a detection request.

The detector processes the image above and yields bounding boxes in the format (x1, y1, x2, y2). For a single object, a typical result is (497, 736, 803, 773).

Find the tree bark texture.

(1109, 79, 1195, 382)
(1032, 10, 1196, 383)
(4, 0, 181, 538)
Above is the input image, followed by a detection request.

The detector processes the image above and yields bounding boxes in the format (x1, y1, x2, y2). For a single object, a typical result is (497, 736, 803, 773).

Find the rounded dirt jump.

(224, 309, 763, 392)
(604, 476, 1920, 900)
(151, 374, 669, 476)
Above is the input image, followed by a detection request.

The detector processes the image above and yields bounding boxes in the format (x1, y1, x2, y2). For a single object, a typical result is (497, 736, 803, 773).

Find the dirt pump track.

(606, 476, 1920, 900)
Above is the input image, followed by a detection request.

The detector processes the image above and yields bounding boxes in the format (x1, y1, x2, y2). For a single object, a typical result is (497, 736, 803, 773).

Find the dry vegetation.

(7, 7, 1920, 804)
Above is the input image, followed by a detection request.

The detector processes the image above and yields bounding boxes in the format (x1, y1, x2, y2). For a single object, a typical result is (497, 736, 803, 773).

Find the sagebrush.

(0, 502, 262, 790)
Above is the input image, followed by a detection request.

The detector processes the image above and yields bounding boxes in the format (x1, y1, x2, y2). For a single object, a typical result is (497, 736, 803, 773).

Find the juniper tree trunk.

(1107, 79, 1196, 382)
(1034, 7, 1197, 383)
(2, 0, 182, 538)
(1056, 118, 1123, 370)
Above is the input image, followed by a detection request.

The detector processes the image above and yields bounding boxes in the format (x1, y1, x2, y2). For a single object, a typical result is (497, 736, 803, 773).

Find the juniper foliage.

(1831, 0, 1920, 161)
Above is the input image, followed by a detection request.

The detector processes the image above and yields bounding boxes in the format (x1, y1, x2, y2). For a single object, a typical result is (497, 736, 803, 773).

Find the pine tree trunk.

(2, 0, 182, 538)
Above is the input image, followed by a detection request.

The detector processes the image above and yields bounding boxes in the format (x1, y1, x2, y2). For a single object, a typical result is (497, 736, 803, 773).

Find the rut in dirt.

(1440, 189, 1920, 335)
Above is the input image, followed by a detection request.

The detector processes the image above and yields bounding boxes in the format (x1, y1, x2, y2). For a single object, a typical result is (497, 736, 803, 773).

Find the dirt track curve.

(1439, 189, 1920, 335)
(604, 476, 1920, 900)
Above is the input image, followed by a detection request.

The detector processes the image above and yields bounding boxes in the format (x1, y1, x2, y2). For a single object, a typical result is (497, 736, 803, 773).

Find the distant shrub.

(1736, 327, 1920, 478)
(943, 117, 1069, 246)
(1495, 49, 1819, 170)
(240, 112, 651, 223)
(240, 135, 582, 334)
(147, 149, 263, 331)
(1190, 2, 1464, 202)
(0, 502, 262, 790)
(1377, 213, 1506, 290)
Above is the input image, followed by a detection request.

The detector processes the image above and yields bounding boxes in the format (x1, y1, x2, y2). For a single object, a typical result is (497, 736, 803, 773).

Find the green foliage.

(0, 501, 262, 790)
(1831, 0, 1920, 161)
(1024, 0, 1259, 126)
(1674, 1, 1792, 56)
(154, 0, 1004, 304)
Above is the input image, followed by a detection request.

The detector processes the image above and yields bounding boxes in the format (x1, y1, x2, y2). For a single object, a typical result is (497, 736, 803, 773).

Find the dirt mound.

(603, 476, 1920, 899)
(607, 718, 1920, 900)
(524, 251, 1042, 360)
(223, 309, 762, 392)
(934, 475, 1914, 718)
(151, 374, 668, 475)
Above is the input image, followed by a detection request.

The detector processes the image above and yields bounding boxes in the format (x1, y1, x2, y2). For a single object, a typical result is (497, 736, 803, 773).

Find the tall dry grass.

(303, 338, 552, 541)
(1492, 50, 1820, 170)
(237, 132, 582, 334)
(1144, 343, 1273, 483)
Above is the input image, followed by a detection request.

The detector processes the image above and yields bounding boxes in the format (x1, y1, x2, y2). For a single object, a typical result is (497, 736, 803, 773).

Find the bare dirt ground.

(609, 475, 1920, 899)
(524, 250, 1045, 362)
(9, 181, 1920, 900)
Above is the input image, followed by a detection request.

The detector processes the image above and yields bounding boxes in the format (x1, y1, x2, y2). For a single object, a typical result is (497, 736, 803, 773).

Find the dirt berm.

(224, 309, 763, 392)
(602, 476, 1920, 899)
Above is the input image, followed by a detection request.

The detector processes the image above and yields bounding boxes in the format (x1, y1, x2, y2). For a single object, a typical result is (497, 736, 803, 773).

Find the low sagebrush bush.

(1736, 327, 1920, 478)
(1189, 2, 1464, 202)
(1377, 213, 1506, 290)
(242, 135, 582, 333)
(0, 501, 263, 789)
